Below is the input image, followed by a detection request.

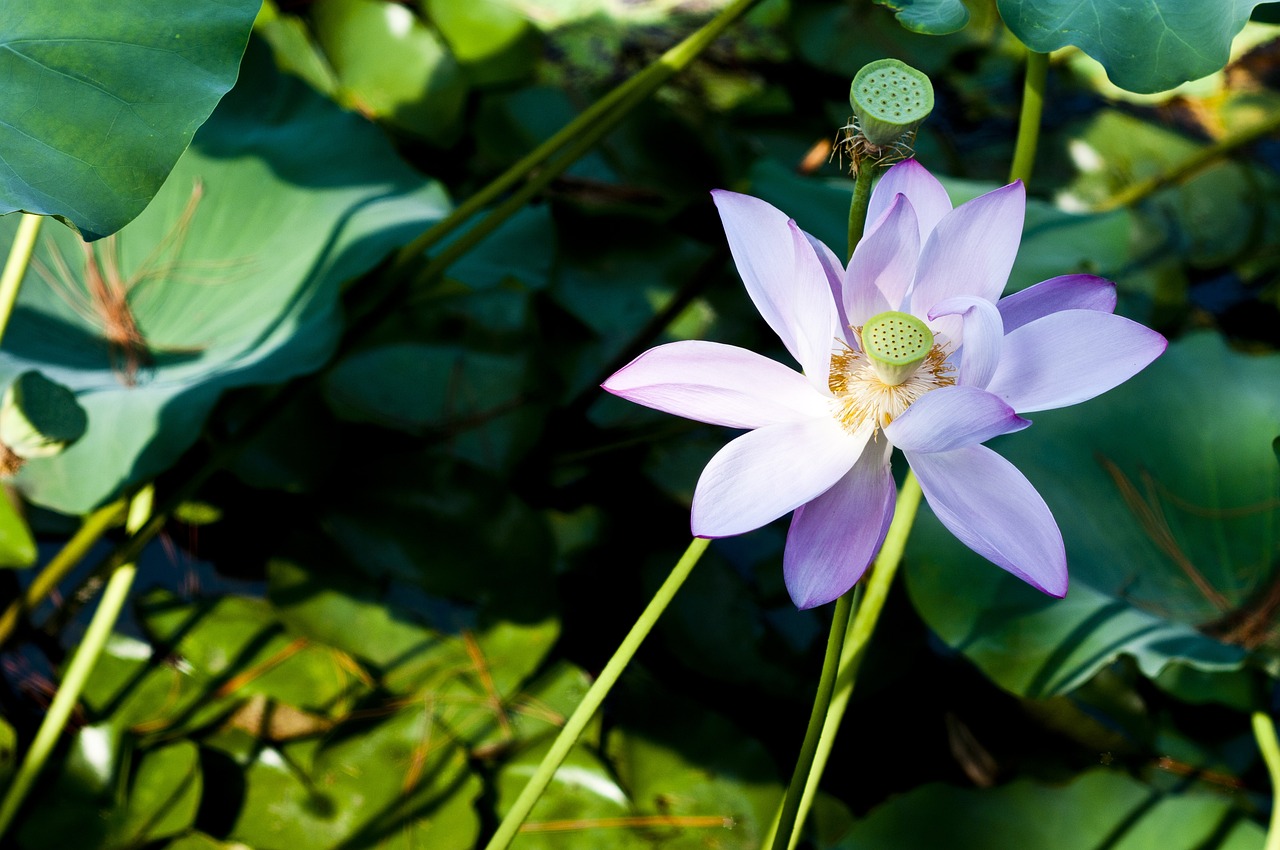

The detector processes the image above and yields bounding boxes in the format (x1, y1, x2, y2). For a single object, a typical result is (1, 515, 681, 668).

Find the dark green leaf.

(0, 0, 259, 238)
(874, 0, 970, 34)
(834, 768, 1263, 848)
(998, 0, 1277, 93)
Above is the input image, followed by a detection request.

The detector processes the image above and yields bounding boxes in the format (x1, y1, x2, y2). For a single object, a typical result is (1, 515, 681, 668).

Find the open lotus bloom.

(603, 160, 1166, 609)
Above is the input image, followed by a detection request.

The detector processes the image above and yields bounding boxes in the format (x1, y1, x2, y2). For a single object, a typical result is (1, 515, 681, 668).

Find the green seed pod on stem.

(848, 59, 934, 149)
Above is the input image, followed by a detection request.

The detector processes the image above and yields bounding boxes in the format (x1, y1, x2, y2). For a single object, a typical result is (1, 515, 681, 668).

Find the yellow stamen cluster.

(828, 334, 954, 434)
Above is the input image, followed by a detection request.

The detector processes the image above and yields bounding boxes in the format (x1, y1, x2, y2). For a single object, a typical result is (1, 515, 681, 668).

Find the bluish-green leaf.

(906, 334, 1279, 701)
(875, 0, 970, 34)
(998, 0, 1280, 93)
(0, 0, 260, 239)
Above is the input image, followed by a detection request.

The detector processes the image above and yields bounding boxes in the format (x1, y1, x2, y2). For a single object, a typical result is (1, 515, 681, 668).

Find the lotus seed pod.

(849, 59, 934, 148)
(0, 371, 88, 461)
(862, 311, 934, 386)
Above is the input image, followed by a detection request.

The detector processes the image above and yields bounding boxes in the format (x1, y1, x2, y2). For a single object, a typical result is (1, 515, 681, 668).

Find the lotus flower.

(603, 160, 1165, 609)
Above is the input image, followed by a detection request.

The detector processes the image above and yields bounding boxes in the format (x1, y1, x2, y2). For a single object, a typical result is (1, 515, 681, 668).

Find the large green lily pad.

(906, 334, 1279, 701)
(0, 0, 260, 239)
(0, 44, 449, 514)
(998, 0, 1280, 94)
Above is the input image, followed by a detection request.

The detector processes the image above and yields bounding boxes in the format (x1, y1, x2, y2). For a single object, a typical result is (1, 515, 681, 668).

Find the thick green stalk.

(0, 214, 42, 347)
(846, 165, 875, 261)
(767, 591, 855, 850)
(484, 537, 710, 850)
(1008, 51, 1048, 185)
(0, 499, 126, 647)
(390, 0, 763, 274)
(0, 486, 153, 840)
(786, 473, 923, 848)
(1253, 712, 1280, 850)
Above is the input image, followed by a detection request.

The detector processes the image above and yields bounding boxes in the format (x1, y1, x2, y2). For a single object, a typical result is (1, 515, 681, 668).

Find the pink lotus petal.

(998, 274, 1117, 332)
(985, 310, 1167, 413)
(867, 159, 952, 245)
(692, 418, 870, 538)
(784, 440, 895, 609)
(602, 340, 831, 429)
(908, 181, 1025, 318)
(711, 191, 836, 383)
(907, 444, 1067, 596)
(928, 296, 1004, 388)
(885, 386, 1029, 453)
(846, 193, 919, 324)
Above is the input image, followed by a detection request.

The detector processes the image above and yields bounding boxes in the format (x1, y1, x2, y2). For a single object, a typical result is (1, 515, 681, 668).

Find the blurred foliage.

(3, 0, 1280, 847)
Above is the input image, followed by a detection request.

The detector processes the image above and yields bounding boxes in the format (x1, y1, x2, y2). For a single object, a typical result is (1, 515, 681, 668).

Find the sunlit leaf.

(0, 493, 36, 568)
(0, 44, 449, 514)
(226, 707, 481, 849)
(423, 0, 539, 86)
(311, 0, 468, 144)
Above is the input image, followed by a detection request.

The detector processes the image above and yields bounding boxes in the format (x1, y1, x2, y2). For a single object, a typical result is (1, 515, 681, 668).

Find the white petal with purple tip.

(692, 418, 870, 538)
(886, 386, 1029, 453)
(784, 440, 895, 609)
(929, 296, 1004, 388)
(602, 340, 831, 429)
(907, 444, 1067, 596)
(985, 310, 1167, 413)
(998, 274, 1116, 332)
(846, 193, 920, 323)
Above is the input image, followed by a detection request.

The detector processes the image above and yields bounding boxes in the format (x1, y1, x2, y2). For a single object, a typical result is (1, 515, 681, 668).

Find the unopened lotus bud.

(0, 371, 88, 463)
(849, 59, 934, 148)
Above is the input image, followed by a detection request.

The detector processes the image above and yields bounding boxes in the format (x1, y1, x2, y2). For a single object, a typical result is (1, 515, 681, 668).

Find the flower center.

(861, 311, 933, 386)
(828, 311, 954, 434)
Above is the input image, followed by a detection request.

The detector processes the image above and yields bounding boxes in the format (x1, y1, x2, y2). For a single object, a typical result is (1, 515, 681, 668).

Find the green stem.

(0, 486, 153, 840)
(408, 111, 626, 290)
(767, 591, 855, 850)
(1253, 711, 1280, 850)
(1008, 50, 1048, 185)
(786, 473, 923, 848)
(1093, 108, 1280, 212)
(0, 498, 126, 647)
(0, 214, 42, 347)
(389, 0, 763, 275)
(846, 164, 875, 261)
(483, 537, 710, 850)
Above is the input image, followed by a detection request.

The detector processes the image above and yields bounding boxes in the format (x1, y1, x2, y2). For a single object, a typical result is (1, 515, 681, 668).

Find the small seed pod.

(0, 371, 88, 473)
(849, 59, 934, 148)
